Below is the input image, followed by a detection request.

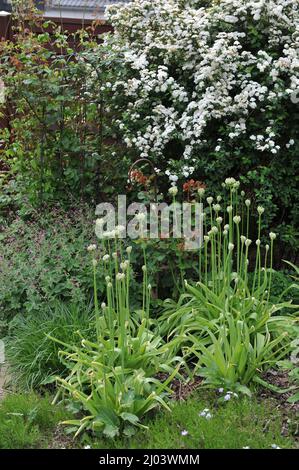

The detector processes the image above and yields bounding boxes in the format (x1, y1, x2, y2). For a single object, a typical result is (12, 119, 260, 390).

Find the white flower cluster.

(101, 0, 299, 176)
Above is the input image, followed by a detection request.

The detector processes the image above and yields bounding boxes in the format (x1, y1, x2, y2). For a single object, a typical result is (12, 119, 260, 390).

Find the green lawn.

(0, 391, 296, 449)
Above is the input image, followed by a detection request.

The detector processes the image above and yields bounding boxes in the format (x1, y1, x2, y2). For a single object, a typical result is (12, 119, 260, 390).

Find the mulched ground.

(258, 369, 299, 441)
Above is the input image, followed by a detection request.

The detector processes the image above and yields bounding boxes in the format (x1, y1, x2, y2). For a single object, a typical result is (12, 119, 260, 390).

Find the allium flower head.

(213, 203, 221, 212)
(228, 243, 234, 252)
(169, 186, 178, 197)
(257, 206, 265, 215)
(245, 199, 251, 207)
(269, 232, 277, 240)
(206, 196, 213, 205)
(233, 215, 241, 224)
(198, 187, 205, 197)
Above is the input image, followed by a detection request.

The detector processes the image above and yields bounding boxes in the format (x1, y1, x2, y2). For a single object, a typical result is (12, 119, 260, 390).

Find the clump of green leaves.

(52, 237, 181, 438)
(160, 179, 297, 393)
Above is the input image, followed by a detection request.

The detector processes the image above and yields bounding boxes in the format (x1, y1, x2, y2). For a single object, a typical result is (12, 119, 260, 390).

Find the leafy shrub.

(0, 205, 98, 333)
(6, 302, 95, 390)
(0, 8, 125, 206)
(101, 0, 299, 247)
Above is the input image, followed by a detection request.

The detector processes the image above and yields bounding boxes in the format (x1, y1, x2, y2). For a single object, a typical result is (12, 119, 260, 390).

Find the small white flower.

(256, 239, 261, 246)
(224, 224, 229, 231)
(181, 430, 188, 436)
(84, 445, 91, 449)
(101, 302, 106, 309)
(169, 186, 178, 197)
(271, 444, 281, 449)
(120, 260, 129, 271)
(218, 388, 224, 393)
(142, 265, 147, 272)
(245, 199, 251, 207)
(223, 230, 228, 237)
(87, 244, 97, 252)
(245, 239, 252, 247)
(233, 215, 241, 224)
(204, 235, 210, 243)
(216, 195, 222, 202)
(116, 272, 125, 281)
(213, 204, 221, 212)
(103, 254, 110, 262)
(243, 446, 250, 449)
(265, 244, 270, 251)
(240, 235, 246, 244)
(269, 232, 277, 240)
(105, 275, 110, 283)
(228, 243, 234, 252)
(225, 177, 237, 187)
(112, 252, 118, 259)
(257, 206, 265, 215)
(92, 259, 98, 267)
(216, 216, 223, 224)
(198, 188, 205, 197)
(211, 226, 218, 235)
(227, 205, 233, 214)
(206, 197, 213, 205)
(126, 246, 132, 254)
(224, 393, 231, 401)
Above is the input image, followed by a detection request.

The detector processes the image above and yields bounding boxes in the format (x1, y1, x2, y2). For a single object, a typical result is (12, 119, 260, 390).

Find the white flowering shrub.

(102, 0, 299, 231)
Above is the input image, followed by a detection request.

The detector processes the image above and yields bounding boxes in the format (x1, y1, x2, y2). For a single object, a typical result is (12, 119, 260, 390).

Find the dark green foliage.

(0, 205, 98, 333)
(6, 302, 95, 389)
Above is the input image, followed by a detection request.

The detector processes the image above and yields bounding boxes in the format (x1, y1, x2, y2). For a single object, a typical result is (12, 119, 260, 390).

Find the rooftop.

(0, 1, 130, 19)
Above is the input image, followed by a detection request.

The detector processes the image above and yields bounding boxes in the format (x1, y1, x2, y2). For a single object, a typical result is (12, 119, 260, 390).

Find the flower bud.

(269, 232, 277, 240)
(169, 186, 178, 197)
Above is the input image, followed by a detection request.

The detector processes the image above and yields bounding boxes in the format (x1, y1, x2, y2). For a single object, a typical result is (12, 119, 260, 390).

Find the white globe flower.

(169, 186, 178, 197)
